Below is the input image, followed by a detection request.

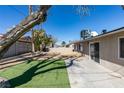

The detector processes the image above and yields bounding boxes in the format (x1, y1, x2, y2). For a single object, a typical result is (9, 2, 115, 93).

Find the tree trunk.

(0, 5, 51, 59)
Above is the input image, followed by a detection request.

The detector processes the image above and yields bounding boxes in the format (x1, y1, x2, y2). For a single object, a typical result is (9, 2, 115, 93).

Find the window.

(119, 38, 124, 58)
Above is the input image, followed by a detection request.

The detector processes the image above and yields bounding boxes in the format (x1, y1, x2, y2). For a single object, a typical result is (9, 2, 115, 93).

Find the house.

(73, 27, 124, 76)
(0, 34, 32, 58)
(66, 43, 74, 48)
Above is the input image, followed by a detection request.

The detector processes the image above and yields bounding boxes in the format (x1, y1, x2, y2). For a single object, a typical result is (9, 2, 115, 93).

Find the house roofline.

(89, 26, 124, 40)
(73, 26, 124, 44)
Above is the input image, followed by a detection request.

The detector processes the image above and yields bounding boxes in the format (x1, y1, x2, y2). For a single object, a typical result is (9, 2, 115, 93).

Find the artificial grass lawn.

(0, 59, 70, 88)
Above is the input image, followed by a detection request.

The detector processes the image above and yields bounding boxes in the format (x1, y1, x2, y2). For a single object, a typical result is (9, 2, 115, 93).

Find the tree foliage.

(61, 41, 66, 47)
(33, 29, 54, 52)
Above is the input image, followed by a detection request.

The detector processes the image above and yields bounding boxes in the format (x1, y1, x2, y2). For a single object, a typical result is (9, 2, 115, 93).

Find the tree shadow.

(0, 53, 47, 65)
(8, 56, 74, 88)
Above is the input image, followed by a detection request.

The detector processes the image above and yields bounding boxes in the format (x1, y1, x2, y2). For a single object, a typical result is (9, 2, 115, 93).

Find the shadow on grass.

(8, 57, 74, 88)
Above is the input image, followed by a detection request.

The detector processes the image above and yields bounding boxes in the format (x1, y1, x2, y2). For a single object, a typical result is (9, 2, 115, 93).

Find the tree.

(41, 34, 54, 52)
(0, 5, 51, 59)
(0, 5, 93, 59)
(61, 41, 66, 47)
(33, 29, 45, 51)
(33, 29, 54, 52)
(49, 35, 58, 47)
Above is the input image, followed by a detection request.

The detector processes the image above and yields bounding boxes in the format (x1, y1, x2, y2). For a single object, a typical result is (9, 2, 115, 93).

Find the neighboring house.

(73, 27, 124, 76)
(0, 34, 32, 58)
(66, 43, 74, 48)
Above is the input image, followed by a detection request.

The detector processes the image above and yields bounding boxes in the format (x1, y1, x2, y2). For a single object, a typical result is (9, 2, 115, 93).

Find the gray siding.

(89, 31, 124, 76)
(74, 31, 124, 76)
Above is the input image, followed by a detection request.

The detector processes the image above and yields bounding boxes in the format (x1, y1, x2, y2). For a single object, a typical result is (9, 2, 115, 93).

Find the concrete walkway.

(65, 57, 124, 88)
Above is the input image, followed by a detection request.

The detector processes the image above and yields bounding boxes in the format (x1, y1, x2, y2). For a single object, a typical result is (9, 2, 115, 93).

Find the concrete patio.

(65, 57, 124, 88)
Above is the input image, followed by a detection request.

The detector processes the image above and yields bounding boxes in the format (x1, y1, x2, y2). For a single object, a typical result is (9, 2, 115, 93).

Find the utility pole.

(29, 5, 35, 52)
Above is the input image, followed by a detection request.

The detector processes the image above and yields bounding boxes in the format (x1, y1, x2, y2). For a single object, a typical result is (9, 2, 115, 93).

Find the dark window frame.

(119, 37, 124, 59)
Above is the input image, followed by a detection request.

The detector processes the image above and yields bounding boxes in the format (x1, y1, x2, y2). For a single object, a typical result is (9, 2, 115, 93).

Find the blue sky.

(0, 5, 124, 44)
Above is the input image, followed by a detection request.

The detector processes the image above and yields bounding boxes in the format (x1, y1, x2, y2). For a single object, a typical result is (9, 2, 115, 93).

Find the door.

(90, 42, 100, 63)
(94, 43, 100, 63)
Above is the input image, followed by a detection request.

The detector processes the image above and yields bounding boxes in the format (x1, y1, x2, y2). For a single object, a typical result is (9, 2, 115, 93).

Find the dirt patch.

(49, 47, 82, 57)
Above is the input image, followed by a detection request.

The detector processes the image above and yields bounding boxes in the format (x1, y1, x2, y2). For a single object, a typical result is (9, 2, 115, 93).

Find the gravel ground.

(49, 47, 81, 57)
